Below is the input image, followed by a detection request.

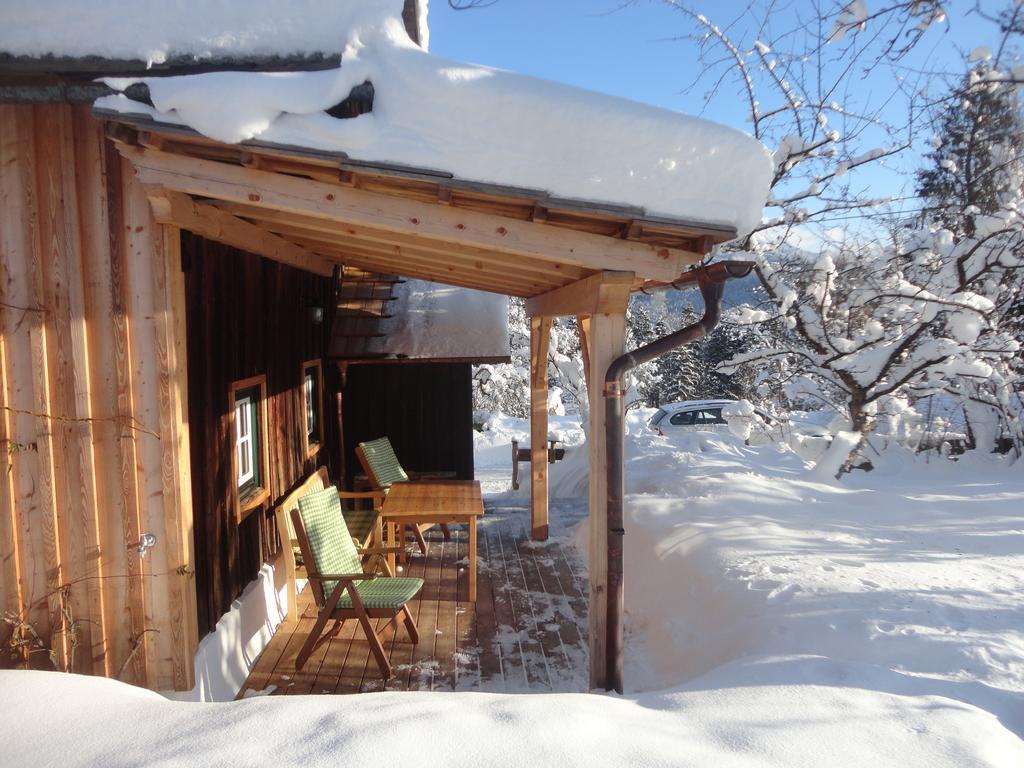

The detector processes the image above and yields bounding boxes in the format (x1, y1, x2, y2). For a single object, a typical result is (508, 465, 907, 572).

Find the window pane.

(705, 409, 726, 424)
(304, 372, 315, 437)
(234, 390, 258, 489)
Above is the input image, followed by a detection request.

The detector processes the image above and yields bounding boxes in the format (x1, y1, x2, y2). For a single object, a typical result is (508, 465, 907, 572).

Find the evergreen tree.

(916, 68, 1024, 236)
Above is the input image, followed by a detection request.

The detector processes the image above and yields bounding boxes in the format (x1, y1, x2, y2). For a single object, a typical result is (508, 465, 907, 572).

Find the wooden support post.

(579, 312, 626, 691)
(529, 316, 552, 541)
(154, 225, 198, 690)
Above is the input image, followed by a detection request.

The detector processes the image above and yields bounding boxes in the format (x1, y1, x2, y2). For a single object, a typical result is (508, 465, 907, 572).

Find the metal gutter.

(602, 260, 755, 693)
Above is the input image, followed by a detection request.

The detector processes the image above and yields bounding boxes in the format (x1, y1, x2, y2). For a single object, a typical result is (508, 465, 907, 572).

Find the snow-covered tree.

(664, 0, 1024, 469)
(723, 212, 1023, 467)
(917, 68, 1024, 235)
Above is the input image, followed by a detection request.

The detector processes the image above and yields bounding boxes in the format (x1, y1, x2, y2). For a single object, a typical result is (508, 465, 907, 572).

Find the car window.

(650, 409, 668, 426)
(701, 408, 727, 425)
(669, 410, 697, 426)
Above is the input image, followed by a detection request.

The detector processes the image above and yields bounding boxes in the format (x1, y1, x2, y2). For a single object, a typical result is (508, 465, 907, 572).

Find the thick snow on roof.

(382, 281, 509, 360)
(95, 8, 773, 233)
(0, 0, 414, 65)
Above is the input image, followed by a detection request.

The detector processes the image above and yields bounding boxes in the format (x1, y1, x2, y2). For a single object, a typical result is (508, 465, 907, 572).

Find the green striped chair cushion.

(334, 576, 423, 610)
(297, 485, 363, 598)
(359, 437, 409, 488)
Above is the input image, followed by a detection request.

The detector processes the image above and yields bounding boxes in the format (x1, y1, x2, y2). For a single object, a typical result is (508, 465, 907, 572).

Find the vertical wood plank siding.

(0, 104, 196, 689)
(340, 362, 474, 486)
(181, 234, 334, 637)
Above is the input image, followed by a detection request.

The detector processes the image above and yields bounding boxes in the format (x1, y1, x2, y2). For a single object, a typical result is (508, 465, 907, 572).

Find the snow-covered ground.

(476, 410, 1024, 761)
(4, 412, 1022, 766)
(4, 663, 1022, 767)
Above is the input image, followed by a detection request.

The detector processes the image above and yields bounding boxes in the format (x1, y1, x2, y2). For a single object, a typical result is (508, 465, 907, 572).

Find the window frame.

(301, 359, 324, 459)
(230, 375, 270, 520)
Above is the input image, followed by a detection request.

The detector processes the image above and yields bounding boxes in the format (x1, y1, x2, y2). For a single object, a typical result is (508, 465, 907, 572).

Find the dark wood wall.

(340, 362, 474, 487)
(183, 233, 336, 636)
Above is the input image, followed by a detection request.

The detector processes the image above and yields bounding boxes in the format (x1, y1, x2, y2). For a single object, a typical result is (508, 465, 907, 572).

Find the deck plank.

(472, 524, 504, 689)
(432, 528, 460, 691)
(382, 538, 428, 692)
(400, 533, 442, 692)
(493, 520, 552, 690)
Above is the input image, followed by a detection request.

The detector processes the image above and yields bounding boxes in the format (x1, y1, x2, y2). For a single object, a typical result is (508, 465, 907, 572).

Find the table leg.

(386, 522, 396, 575)
(468, 516, 477, 602)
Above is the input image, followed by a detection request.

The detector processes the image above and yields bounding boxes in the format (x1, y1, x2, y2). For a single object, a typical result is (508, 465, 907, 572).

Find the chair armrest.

(308, 572, 378, 582)
(358, 546, 405, 556)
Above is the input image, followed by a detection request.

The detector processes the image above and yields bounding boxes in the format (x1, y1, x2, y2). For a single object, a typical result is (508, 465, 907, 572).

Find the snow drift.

(4, 667, 1023, 768)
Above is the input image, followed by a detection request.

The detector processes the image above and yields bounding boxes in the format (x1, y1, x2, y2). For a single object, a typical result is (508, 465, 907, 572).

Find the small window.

(231, 376, 268, 517)
(302, 359, 323, 457)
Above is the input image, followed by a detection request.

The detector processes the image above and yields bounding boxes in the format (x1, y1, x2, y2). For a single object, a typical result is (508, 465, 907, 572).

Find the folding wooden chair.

(292, 485, 423, 679)
(273, 467, 385, 621)
(356, 436, 452, 555)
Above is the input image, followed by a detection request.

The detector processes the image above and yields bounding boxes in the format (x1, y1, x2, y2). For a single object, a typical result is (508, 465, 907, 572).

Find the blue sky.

(427, 1, 1011, 219)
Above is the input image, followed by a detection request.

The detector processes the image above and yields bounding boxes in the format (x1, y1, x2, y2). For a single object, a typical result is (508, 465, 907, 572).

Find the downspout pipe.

(602, 260, 754, 694)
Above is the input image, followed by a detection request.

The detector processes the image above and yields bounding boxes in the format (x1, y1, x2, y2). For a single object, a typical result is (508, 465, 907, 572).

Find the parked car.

(649, 399, 780, 443)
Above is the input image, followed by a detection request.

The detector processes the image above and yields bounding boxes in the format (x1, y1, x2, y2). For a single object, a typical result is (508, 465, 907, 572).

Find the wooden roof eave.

(104, 114, 738, 298)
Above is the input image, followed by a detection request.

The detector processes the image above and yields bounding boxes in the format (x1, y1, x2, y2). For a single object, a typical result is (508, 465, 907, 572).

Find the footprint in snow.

(860, 579, 881, 589)
(831, 558, 866, 568)
(747, 578, 782, 591)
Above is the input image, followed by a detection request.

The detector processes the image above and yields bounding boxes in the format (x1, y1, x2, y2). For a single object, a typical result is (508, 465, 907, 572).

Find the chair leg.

(357, 612, 392, 680)
(295, 608, 332, 671)
(400, 604, 419, 644)
(412, 525, 428, 554)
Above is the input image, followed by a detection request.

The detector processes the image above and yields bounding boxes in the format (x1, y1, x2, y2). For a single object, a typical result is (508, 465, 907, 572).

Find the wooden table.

(380, 480, 484, 601)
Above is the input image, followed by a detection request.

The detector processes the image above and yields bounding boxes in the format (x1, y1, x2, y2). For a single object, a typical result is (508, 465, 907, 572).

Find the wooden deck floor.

(238, 503, 589, 697)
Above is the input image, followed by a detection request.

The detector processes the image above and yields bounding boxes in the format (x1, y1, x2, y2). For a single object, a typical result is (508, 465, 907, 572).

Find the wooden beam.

(235, 209, 588, 284)
(153, 225, 198, 690)
(581, 311, 626, 691)
(145, 189, 336, 277)
(72, 104, 130, 677)
(526, 271, 634, 317)
(530, 316, 552, 541)
(15, 105, 68, 668)
(281, 234, 560, 297)
(282, 236, 547, 297)
(119, 146, 693, 282)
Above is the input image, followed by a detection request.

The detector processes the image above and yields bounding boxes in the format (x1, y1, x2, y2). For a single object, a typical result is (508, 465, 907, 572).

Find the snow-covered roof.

(79, 3, 771, 233)
(0, 0, 425, 68)
(382, 280, 509, 361)
(329, 276, 509, 363)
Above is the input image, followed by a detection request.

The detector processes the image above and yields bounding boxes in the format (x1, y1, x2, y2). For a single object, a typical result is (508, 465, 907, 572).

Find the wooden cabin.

(0, 0, 765, 697)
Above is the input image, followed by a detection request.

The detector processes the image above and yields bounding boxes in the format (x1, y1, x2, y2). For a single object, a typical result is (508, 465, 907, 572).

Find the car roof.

(658, 399, 735, 412)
